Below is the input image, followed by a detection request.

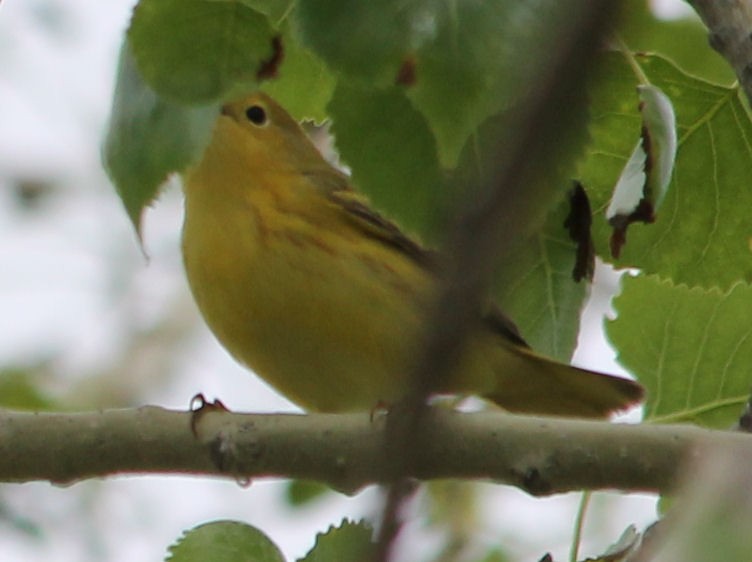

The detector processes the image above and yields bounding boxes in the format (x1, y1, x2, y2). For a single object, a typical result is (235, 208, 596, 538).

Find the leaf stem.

(570, 491, 591, 562)
(614, 35, 651, 86)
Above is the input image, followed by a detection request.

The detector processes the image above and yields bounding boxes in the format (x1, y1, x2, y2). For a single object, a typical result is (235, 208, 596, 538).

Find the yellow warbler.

(181, 92, 643, 417)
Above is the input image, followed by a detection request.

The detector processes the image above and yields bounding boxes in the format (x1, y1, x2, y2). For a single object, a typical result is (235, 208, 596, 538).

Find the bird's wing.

(482, 304, 530, 349)
(326, 187, 438, 271)
(326, 184, 531, 350)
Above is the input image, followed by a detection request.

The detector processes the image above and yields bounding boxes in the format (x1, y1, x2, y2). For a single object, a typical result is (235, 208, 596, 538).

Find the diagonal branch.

(689, 0, 752, 103)
(376, 2, 624, 560)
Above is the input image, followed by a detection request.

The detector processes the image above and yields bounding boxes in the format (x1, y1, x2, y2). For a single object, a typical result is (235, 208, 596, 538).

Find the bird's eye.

(245, 105, 267, 126)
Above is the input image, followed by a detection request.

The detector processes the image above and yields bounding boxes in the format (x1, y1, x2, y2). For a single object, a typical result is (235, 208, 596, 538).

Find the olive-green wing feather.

(327, 188, 437, 270)
(327, 187, 530, 349)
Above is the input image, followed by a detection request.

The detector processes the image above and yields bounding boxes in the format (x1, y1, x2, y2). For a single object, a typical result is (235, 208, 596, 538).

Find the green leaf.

(328, 83, 445, 241)
(582, 525, 640, 562)
(608, 274, 752, 427)
(478, 551, 511, 562)
(236, 0, 295, 24)
(294, 0, 416, 86)
(166, 520, 285, 562)
(447, 85, 593, 363)
(129, 0, 276, 103)
(409, 2, 602, 169)
(423, 480, 478, 530)
(0, 364, 56, 411)
(606, 83, 677, 258)
(620, 2, 734, 86)
(580, 52, 752, 290)
(639, 84, 678, 204)
(298, 520, 374, 562)
(407, 2, 515, 168)
(261, 23, 337, 123)
(492, 194, 588, 362)
(103, 42, 216, 235)
(606, 84, 676, 222)
(284, 480, 330, 507)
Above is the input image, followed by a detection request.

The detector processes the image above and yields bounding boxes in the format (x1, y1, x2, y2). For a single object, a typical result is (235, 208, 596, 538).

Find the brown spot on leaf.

(257, 35, 284, 80)
(608, 199, 656, 259)
(564, 181, 595, 282)
(395, 55, 417, 86)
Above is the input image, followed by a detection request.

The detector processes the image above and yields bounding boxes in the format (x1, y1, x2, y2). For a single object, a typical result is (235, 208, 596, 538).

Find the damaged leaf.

(606, 84, 677, 257)
(564, 181, 595, 282)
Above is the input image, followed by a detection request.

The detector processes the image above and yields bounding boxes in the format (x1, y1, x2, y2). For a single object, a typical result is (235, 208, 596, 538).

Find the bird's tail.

(484, 345, 644, 418)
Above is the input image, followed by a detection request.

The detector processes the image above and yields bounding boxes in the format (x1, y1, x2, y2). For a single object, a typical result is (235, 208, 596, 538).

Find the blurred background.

(0, 1, 708, 560)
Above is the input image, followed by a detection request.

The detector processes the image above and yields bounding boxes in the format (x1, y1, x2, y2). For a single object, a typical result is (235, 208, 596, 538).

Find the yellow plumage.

(181, 92, 642, 416)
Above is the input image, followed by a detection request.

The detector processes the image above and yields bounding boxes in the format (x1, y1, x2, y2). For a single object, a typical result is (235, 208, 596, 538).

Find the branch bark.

(689, 0, 752, 103)
(1, 406, 749, 495)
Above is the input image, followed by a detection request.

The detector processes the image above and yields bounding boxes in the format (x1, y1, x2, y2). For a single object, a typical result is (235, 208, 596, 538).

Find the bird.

(180, 91, 643, 417)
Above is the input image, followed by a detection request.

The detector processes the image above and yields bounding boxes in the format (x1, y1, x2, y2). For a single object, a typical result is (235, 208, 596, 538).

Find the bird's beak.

(220, 105, 232, 117)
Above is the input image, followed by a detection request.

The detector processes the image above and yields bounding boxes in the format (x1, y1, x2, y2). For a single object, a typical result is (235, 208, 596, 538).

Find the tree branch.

(1, 406, 749, 495)
(689, 0, 752, 102)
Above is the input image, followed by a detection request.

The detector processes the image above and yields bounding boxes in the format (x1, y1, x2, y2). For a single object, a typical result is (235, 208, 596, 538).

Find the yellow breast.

(182, 132, 431, 410)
